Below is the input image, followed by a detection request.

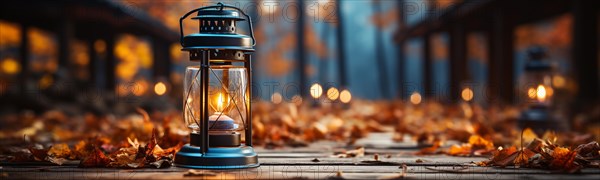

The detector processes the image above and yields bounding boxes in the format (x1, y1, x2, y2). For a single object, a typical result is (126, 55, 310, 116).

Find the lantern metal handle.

(179, 2, 256, 47)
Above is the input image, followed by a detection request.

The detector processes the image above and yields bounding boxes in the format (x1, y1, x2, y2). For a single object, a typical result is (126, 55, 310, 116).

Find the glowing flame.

(216, 93, 225, 112)
(211, 92, 230, 112)
(536, 85, 546, 102)
(410, 92, 421, 105)
(154, 82, 167, 96)
(339, 89, 352, 103)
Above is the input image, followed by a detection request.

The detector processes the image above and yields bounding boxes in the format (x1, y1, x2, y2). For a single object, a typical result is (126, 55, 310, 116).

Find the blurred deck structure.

(394, 0, 599, 107)
(0, 0, 177, 110)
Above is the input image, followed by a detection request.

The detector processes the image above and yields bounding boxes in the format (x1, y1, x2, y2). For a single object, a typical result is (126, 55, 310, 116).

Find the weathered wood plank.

(3, 166, 600, 180)
(3, 165, 600, 174)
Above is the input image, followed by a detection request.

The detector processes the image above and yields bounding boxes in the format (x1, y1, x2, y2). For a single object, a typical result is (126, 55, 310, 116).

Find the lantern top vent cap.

(192, 9, 245, 21)
(179, 2, 256, 50)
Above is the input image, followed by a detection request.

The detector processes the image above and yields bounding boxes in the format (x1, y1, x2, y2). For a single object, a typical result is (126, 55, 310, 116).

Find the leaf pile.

(479, 130, 600, 173)
(416, 135, 495, 156)
(7, 129, 182, 169)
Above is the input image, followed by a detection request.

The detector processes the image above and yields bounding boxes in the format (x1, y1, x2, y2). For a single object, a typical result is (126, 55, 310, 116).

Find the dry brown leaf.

(486, 146, 517, 166)
(28, 145, 48, 161)
(45, 156, 68, 165)
(416, 141, 441, 155)
(513, 148, 535, 166)
(575, 141, 600, 158)
(79, 147, 110, 168)
(183, 169, 217, 177)
(336, 147, 365, 158)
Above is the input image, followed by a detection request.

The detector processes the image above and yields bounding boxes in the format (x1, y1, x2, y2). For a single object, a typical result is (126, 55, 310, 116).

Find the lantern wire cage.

(183, 65, 248, 133)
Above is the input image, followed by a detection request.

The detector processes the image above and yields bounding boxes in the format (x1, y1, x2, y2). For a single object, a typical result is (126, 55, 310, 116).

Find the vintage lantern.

(175, 2, 259, 169)
(518, 46, 556, 132)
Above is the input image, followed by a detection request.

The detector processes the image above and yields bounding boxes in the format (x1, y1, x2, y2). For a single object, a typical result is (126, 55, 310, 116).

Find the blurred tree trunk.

(335, 0, 347, 90)
(396, 0, 405, 99)
(373, 0, 390, 99)
(297, 0, 307, 97)
(319, 24, 329, 87)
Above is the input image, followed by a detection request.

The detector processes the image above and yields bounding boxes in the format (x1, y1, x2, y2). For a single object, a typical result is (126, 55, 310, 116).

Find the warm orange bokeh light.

(271, 92, 283, 104)
(410, 92, 421, 105)
(552, 75, 565, 88)
(326, 87, 339, 101)
(310, 83, 323, 99)
(527, 87, 537, 99)
(461, 88, 474, 102)
(339, 89, 352, 103)
(1, 58, 21, 75)
(154, 82, 167, 96)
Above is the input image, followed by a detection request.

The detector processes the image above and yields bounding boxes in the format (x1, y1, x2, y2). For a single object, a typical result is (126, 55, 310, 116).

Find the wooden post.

(88, 39, 96, 86)
(105, 36, 115, 91)
(335, 0, 348, 89)
(18, 24, 29, 95)
(152, 38, 170, 79)
(57, 19, 74, 98)
(572, 0, 599, 107)
(487, 5, 514, 104)
(57, 20, 73, 81)
(449, 22, 467, 102)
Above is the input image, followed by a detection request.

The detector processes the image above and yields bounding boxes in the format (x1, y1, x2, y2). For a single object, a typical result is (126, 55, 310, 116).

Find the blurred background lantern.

(518, 46, 560, 133)
(175, 2, 258, 169)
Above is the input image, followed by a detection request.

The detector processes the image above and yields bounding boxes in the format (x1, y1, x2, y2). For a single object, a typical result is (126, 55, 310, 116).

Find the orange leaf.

(520, 128, 538, 146)
(513, 149, 535, 166)
(448, 144, 471, 156)
(47, 143, 71, 159)
(550, 147, 579, 171)
(468, 135, 494, 151)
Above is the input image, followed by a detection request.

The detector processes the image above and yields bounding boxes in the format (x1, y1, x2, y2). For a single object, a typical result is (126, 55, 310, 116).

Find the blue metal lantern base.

(175, 144, 259, 169)
(518, 106, 558, 134)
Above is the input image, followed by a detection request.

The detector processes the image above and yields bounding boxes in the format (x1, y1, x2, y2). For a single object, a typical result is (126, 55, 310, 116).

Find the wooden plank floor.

(2, 133, 600, 179)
